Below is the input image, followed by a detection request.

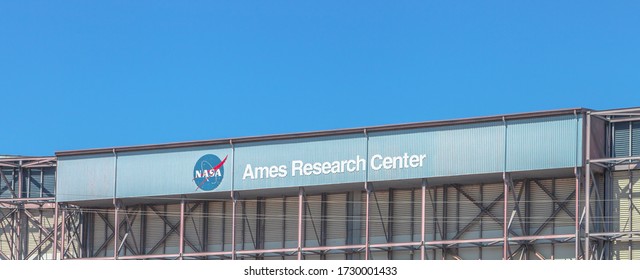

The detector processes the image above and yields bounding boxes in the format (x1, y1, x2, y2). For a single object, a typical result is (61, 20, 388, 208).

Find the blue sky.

(1, 1, 638, 156)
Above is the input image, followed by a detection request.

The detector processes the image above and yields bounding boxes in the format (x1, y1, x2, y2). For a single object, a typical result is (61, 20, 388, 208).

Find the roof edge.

(56, 108, 588, 157)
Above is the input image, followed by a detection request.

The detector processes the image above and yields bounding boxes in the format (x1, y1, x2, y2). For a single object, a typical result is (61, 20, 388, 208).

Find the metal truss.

(584, 107, 640, 260)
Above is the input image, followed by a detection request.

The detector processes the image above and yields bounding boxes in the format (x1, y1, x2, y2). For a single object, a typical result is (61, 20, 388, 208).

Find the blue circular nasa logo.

(193, 154, 228, 191)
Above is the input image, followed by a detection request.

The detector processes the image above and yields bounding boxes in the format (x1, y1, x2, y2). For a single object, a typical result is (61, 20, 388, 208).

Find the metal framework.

(3, 107, 640, 260)
(584, 107, 640, 260)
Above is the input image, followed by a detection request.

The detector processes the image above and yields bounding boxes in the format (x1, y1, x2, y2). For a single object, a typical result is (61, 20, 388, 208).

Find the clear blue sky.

(1, 1, 638, 156)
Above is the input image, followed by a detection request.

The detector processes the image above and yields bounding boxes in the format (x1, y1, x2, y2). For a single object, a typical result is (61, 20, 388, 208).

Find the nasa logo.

(193, 154, 228, 191)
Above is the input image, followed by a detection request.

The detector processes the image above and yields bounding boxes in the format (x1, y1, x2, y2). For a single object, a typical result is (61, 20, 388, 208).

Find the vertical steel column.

(179, 199, 185, 260)
(421, 179, 426, 260)
(231, 191, 237, 260)
(585, 112, 592, 260)
(575, 167, 580, 259)
(364, 183, 371, 260)
(503, 173, 509, 260)
(113, 205, 118, 260)
(297, 188, 303, 260)
(18, 161, 22, 199)
(53, 203, 59, 260)
(61, 207, 66, 260)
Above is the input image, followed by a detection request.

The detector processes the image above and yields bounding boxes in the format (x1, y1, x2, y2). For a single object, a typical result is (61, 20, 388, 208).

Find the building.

(1, 107, 639, 260)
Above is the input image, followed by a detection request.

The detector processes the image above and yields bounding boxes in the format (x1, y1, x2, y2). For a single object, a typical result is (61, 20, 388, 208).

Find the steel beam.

(297, 188, 303, 260)
(421, 179, 426, 260)
(585, 112, 591, 260)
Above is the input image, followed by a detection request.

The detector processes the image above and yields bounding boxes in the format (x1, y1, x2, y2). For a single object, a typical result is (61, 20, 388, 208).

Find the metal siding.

(234, 135, 366, 190)
(145, 206, 165, 254)
(613, 171, 631, 232)
(27, 169, 42, 198)
(0, 168, 16, 199)
(184, 204, 202, 254)
(304, 195, 322, 247)
(369, 191, 389, 244)
(483, 183, 504, 239)
(326, 193, 347, 246)
(91, 212, 107, 257)
(116, 146, 232, 198)
(164, 204, 181, 254)
(553, 178, 576, 235)
(391, 189, 413, 243)
(238, 200, 257, 251)
(614, 122, 630, 157)
(530, 180, 555, 236)
(284, 196, 298, 248)
(368, 122, 504, 180)
(57, 154, 115, 202)
(457, 184, 482, 240)
(633, 121, 640, 156)
(207, 201, 224, 252)
(506, 115, 581, 172)
(264, 198, 284, 249)
(43, 167, 56, 197)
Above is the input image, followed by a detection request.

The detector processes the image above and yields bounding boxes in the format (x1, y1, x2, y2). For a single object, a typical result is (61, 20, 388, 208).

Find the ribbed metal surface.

(184, 203, 203, 254)
(264, 197, 284, 249)
(633, 121, 640, 156)
(0, 169, 14, 198)
(369, 121, 505, 180)
(326, 193, 347, 246)
(43, 167, 55, 197)
(207, 201, 224, 252)
(234, 135, 366, 191)
(506, 115, 581, 172)
(116, 146, 232, 198)
(304, 195, 322, 247)
(57, 154, 115, 202)
(284, 196, 298, 248)
(614, 122, 631, 157)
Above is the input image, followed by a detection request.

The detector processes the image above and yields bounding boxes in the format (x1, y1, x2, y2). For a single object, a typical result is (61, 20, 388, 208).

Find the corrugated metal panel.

(224, 201, 233, 251)
(391, 189, 413, 243)
(457, 184, 481, 240)
(369, 121, 505, 180)
(284, 196, 298, 248)
(424, 187, 439, 242)
(369, 191, 389, 244)
(264, 197, 284, 249)
(92, 212, 107, 257)
(0, 209, 11, 259)
(370, 251, 388, 260)
(103, 212, 115, 257)
(164, 204, 180, 254)
(412, 188, 421, 242)
(612, 171, 631, 232)
(326, 193, 347, 246)
(614, 122, 630, 157)
(483, 183, 504, 239)
(26, 210, 41, 259)
(57, 154, 115, 202)
(553, 243, 574, 260)
(530, 180, 555, 236)
(0, 169, 15, 199)
(116, 146, 232, 198)
(238, 200, 257, 250)
(326, 253, 346, 260)
(633, 121, 640, 156)
(207, 201, 224, 252)
(27, 169, 42, 198)
(554, 178, 576, 235)
(42, 167, 55, 197)
(459, 247, 479, 260)
(145, 206, 165, 254)
(40, 210, 55, 260)
(480, 247, 502, 260)
(304, 195, 322, 247)
(612, 240, 630, 260)
(184, 203, 203, 253)
(506, 115, 581, 172)
(235, 135, 367, 191)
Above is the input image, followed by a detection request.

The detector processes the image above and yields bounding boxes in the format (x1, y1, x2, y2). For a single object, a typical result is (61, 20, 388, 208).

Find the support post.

(297, 188, 303, 260)
(179, 198, 185, 260)
(231, 192, 237, 260)
(53, 203, 59, 260)
(421, 179, 426, 260)
(503, 172, 509, 260)
(114, 203, 119, 260)
(575, 167, 580, 259)
(585, 112, 591, 260)
(365, 182, 370, 260)
(61, 206, 66, 260)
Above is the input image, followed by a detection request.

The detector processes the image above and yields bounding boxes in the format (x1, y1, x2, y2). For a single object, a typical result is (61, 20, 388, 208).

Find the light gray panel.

(57, 154, 115, 202)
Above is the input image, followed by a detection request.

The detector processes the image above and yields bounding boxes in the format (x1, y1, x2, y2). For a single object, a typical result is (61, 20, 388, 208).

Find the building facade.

(1, 107, 639, 260)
